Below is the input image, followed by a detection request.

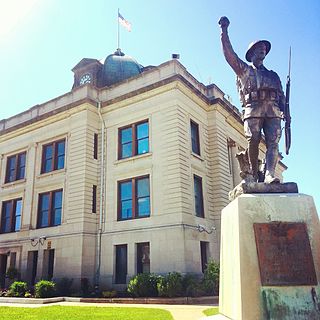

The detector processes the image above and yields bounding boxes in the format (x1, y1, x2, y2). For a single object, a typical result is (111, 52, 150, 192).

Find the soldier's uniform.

(220, 32, 285, 183)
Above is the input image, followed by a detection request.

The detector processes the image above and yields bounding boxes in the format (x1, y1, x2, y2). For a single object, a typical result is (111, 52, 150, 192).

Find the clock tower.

(71, 49, 143, 89)
(71, 58, 103, 89)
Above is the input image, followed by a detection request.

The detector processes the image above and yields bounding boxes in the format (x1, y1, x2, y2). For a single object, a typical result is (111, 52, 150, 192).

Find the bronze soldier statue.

(218, 16, 285, 184)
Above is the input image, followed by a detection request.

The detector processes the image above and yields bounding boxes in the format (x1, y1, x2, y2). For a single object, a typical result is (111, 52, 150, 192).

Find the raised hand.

(218, 16, 230, 30)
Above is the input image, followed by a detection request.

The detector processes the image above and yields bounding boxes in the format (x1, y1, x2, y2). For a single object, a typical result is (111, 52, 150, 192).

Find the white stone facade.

(0, 60, 285, 290)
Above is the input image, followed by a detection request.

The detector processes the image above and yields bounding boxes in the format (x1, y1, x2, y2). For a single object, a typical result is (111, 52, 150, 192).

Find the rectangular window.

(0, 254, 8, 288)
(137, 242, 150, 274)
(115, 245, 127, 284)
(0, 198, 22, 233)
(94, 133, 98, 160)
(92, 185, 97, 213)
(227, 139, 237, 187)
(119, 120, 149, 159)
(118, 176, 150, 220)
(9, 252, 16, 268)
(41, 139, 65, 174)
(191, 120, 200, 155)
(37, 190, 63, 228)
(194, 175, 204, 218)
(43, 249, 54, 281)
(5, 152, 26, 183)
(200, 241, 209, 273)
(27, 251, 38, 286)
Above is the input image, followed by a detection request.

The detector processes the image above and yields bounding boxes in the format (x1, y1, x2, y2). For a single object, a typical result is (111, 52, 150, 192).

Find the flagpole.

(117, 8, 120, 50)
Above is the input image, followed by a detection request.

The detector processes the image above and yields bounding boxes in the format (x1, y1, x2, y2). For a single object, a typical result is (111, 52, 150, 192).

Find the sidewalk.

(0, 300, 217, 320)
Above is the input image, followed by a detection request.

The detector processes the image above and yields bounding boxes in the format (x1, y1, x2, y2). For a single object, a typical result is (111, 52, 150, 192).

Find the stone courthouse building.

(0, 49, 286, 289)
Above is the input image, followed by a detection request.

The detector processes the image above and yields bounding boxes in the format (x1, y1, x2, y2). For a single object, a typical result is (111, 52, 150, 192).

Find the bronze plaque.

(253, 222, 317, 286)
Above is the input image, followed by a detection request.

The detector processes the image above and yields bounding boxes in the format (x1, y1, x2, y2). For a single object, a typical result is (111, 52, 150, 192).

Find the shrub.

(34, 280, 56, 298)
(55, 278, 73, 296)
(182, 274, 205, 297)
(202, 260, 220, 295)
(127, 273, 159, 297)
(24, 291, 32, 298)
(7, 281, 27, 297)
(102, 290, 117, 298)
(6, 267, 19, 281)
(157, 272, 183, 298)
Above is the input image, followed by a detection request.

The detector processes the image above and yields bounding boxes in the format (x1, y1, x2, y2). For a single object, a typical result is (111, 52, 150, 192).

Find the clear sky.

(0, 0, 319, 211)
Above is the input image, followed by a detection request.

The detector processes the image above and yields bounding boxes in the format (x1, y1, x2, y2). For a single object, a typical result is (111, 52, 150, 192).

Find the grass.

(203, 307, 219, 316)
(0, 306, 174, 320)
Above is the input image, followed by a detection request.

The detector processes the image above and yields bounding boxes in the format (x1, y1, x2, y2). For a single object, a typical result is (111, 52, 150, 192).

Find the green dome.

(102, 49, 142, 86)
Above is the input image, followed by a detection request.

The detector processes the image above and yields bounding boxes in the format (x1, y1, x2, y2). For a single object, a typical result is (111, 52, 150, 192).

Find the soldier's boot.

(265, 172, 280, 184)
(242, 174, 256, 184)
(264, 144, 280, 184)
(247, 144, 259, 183)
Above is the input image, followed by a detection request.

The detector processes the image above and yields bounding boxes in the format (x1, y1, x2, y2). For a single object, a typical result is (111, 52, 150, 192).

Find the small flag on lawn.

(118, 12, 132, 32)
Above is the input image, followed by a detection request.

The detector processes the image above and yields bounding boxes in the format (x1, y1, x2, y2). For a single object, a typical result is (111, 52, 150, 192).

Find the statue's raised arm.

(218, 16, 248, 76)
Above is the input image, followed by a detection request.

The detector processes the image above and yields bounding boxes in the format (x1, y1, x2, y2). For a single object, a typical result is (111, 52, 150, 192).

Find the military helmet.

(245, 40, 271, 62)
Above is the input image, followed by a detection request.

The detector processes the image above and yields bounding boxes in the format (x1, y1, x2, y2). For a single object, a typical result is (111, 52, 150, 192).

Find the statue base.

(229, 181, 298, 201)
(215, 193, 320, 320)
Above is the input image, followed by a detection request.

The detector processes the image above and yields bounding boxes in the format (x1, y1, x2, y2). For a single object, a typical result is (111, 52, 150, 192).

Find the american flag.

(118, 12, 131, 32)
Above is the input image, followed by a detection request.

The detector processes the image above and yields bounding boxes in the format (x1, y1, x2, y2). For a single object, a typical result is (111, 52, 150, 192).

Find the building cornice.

(0, 99, 97, 140)
(0, 59, 243, 139)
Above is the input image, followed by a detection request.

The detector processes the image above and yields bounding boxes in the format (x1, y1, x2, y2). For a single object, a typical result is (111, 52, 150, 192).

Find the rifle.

(284, 47, 292, 155)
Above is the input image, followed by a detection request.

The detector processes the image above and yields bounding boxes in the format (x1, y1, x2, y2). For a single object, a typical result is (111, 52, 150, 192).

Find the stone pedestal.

(216, 193, 320, 320)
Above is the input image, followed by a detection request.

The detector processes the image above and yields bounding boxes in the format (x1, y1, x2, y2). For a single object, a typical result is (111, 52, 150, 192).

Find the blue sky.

(0, 0, 319, 211)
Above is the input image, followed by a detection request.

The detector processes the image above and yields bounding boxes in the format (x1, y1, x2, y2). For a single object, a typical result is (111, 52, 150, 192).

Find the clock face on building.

(79, 73, 92, 85)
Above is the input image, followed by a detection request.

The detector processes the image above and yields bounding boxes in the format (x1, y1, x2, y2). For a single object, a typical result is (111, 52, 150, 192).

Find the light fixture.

(196, 224, 216, 234)
(31, 236, 47, 247)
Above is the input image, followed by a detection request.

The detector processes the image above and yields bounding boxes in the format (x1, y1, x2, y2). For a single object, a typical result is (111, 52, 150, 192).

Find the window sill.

(1, 178, 26, 189)
(37, 168, 66, 179)
(114, 152, 152, 165)
(191, 152, 204, 161)
(0, 230, 20, 234)
(117, 215, 150, 222)
(36, 224, 61, 229)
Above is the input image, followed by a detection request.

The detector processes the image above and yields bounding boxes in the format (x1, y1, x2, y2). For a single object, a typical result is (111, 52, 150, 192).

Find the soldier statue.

(218, 16, 285, 184)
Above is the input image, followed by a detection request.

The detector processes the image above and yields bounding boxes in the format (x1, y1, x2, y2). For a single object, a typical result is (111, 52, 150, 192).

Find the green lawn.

(0, 306, 174, 320)
(203, 307, 219, 316)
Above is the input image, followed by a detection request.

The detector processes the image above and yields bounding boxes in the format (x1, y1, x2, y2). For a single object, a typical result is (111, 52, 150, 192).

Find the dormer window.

(71, 58, 103, 89)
